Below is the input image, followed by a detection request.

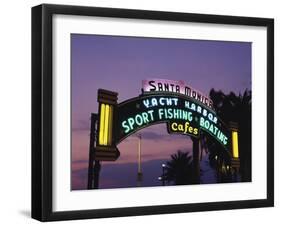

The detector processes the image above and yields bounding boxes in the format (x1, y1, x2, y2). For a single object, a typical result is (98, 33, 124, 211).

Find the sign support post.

(87, 113, 98, 189)
(229, 122, 240, 181)
(191, 137, 200, 184)
(93, 160, 101, 189)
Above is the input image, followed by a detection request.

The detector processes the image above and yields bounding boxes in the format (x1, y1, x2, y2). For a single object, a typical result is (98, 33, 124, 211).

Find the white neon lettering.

(150, 98, 156, 107)
(143, 99, 150, 108)
(159, 98, 165, 106)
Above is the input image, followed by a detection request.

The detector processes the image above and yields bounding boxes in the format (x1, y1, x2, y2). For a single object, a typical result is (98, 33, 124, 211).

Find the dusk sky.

(71, 34, 251, 190)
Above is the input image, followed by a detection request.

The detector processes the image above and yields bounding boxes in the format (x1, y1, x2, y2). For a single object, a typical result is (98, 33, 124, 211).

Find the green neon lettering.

(209, 123, 214, 133)
(218, 131, 225, 142)
(128, 118, 135, 130)
(213, 125, 218, 135)
(135, 114, 143, 126)
(122, 121, 130, 133)
(200, 117, 205, 127)
(187, 112, 193, 121)
(142, 112, 149, 123)
(167, 108, 173, 119)
(223, 137, 228, 145)
(204, 119, 210, 129)
(147, 110, 154, 121)
(182, 111, 188, 120)
(174, 109, 179, 119)
(158, 108, 164, 119)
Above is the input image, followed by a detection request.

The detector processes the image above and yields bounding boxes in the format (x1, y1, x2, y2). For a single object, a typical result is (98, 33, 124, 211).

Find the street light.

(158, 163, 167, 186)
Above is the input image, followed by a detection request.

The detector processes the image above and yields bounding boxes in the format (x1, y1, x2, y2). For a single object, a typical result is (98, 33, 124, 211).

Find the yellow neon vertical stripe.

(104, 104, 110, 145)
(99, 104, 105, 145)
(232, 131, 239, 158)
(108, 105, 113, 145)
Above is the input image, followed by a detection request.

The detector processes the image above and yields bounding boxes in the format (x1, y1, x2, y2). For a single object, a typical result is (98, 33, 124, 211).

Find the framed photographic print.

(32, 4, 274, 221)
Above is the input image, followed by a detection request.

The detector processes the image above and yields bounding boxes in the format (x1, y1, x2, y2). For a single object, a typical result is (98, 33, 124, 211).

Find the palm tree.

(163, 150, 193, 185)
(206, 89, 252, 182)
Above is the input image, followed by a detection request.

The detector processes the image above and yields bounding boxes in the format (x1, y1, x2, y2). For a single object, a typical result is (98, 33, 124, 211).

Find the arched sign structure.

(93, 79, 239, 166)
(116, 93, 230, 148)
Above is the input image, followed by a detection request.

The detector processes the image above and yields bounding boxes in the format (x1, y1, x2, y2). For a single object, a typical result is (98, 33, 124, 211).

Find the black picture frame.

(32, 4, 274, 222)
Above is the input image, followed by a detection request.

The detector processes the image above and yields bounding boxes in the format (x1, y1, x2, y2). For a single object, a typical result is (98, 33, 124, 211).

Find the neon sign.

(168, 121, 199, 137)
(121, 110, 154, 133)
(88, 81, 241, 191)
(116, 94, 230, 148)
(94, 79, 240, 162)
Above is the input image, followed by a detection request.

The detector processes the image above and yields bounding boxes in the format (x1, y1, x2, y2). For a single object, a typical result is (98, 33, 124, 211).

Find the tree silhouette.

(206, 89, 252, 182)
(191, 137, 200, 183)
(163, 150, 193, 185)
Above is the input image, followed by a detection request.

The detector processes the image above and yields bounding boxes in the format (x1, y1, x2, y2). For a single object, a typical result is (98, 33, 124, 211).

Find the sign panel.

(116, 93, 230, 150)
(167, 120, 200, 137)
(142, 78, 214, 109)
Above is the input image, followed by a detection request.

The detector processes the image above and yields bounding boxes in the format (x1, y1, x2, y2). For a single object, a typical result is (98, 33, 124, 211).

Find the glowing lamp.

(95, 89, 120, 161)
(232, 131, 239, 158)
(98, 103, 113, 146)
(229, 122, 239, 160)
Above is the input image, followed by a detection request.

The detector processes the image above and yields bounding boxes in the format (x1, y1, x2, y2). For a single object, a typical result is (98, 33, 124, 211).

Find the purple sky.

(71, 34, 251, 190)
